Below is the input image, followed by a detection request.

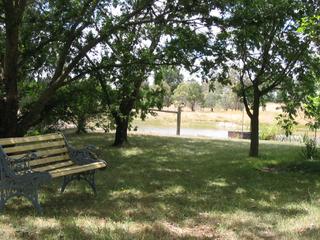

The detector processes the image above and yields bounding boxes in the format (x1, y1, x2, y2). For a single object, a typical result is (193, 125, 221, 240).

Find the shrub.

(302, 135, 318, 160)
(260, 126, 279, 140)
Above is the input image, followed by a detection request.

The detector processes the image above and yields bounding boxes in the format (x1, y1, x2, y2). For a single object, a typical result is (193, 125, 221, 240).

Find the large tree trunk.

(113, 115, 129, 147)
(0, 1, 26, 137)
(249, 89, 260, 157)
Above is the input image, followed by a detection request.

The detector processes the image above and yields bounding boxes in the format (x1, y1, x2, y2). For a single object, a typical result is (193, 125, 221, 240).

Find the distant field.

(133, 103, 309, 136)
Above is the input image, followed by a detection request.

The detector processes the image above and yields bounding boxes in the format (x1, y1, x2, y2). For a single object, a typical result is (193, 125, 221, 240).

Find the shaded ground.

(1, 133, 320, 239)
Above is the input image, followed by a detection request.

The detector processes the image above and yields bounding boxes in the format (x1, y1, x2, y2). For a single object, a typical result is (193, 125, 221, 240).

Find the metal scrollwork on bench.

(0, 147, 51, 214)
(67, 144, 99, 165)
(61, 135, 105, 194)
(61, 170, 97, 195)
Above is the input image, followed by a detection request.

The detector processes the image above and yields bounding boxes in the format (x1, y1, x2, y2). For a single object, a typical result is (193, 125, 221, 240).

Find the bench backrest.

(0, 133, 74, 173)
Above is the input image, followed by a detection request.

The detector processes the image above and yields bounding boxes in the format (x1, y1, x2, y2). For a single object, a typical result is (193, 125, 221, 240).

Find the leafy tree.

(276, 12, 320, 139)
(160, 81, 172, 107)
(173, 81, 204, 111)
(0, 0, 221, 141)
(156, 67, 184, 106)
(304, 95, 320, 138)
(40, 80, 104, 134)
(203, 82, 223, 110)
(89, 16, 167, 146)
(203, 77, 242, 111)
(202, 0, 317, 156)
(203, 84, 219, 111)
(298, 15, 320, 45)
(86, 1, 219, 146)
(160, 67, 184, 91)
(0, 0, 159, 137)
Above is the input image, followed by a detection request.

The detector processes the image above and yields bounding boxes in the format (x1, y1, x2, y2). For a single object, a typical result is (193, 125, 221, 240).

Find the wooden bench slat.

(49, 162, 107, 178)
(4, 140, 66, 154)
(11, 147, 69, 160)
(29, 155, 70, 167)
(33, 161, 74, 172)
(0, 133, 63, 146)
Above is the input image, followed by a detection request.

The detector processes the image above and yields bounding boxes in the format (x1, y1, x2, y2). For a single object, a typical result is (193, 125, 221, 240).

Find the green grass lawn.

(1, 133, 320, 239)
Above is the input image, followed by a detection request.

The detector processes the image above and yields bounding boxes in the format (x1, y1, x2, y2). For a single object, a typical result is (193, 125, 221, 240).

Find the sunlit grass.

(1, 133, 320, 239)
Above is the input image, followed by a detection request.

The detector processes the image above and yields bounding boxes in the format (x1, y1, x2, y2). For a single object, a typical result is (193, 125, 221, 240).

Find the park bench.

(0, 133, 107, 213)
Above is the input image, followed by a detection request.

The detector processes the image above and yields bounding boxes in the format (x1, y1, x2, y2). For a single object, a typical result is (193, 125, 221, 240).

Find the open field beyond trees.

(1, 133, 320, 239)
(133, 103, 309, 136)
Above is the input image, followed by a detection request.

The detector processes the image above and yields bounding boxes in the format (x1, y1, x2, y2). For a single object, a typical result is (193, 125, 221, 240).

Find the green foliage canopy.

(173, 81, 204, 111)
(200, 0, 318, 156)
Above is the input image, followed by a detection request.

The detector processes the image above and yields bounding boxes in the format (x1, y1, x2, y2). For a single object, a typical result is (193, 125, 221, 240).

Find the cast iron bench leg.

(0, 187, 43, 214)
(60, 170, 97, 195)
(0, 191, 5, 212)
(27, 188, 43, 214)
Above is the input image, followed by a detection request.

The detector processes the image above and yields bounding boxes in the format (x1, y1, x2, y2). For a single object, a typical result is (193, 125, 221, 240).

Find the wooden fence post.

(176, 106, 181, 136)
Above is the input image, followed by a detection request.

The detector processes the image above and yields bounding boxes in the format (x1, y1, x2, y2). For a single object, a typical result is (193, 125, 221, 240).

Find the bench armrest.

(59, 133, 106, 166)
(1, 151, 37, 179)
(68, 144, 103, 165)
(12, 152, 37, 173)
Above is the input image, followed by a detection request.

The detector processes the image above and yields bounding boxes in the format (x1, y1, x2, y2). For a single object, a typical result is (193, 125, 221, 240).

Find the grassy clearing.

(1, 133, 320, 239)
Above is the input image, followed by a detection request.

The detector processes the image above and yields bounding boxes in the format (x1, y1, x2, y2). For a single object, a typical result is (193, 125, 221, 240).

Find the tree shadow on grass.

(32, 220, 219, 240)
(2, 134, 320, 239)
(296, 226, 320, 239)
(271, 159, 320, 174)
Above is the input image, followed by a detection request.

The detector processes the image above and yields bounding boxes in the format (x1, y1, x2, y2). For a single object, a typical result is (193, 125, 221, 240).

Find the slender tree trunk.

(76, 115, 87, 134)
(113, 115, 129, 147)
(249, 89, 260, 157)
(191, 102, 195, 112)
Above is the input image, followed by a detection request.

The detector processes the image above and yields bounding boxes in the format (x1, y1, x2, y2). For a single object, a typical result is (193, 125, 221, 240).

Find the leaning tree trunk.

(111, 76, 145, 147)
(113, 115, 129, 147)
(249, 90, 260, 157)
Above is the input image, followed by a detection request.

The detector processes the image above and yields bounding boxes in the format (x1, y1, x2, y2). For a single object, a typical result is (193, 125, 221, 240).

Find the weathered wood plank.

(0, 133, 63, 146)
(49, 162, 107, 178)
(33, 161, 74, 172)
(29, 155, 70, 167)
(4, 140, 66, 154)
(11, 147, 68, 160)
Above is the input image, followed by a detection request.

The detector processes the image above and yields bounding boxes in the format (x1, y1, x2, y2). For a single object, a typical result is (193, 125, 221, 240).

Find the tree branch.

(260, 43, 309, 96)
(239, 70, 253, 119)
(255, 18, 278, 82)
